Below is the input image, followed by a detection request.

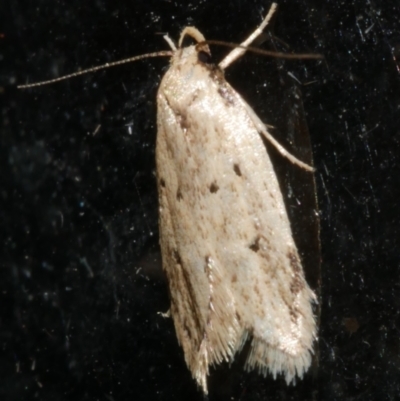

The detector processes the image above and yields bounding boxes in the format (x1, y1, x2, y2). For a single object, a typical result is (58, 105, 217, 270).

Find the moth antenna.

(18, 50, 173, 89)
(163, 34, 177, 51)
(219, 2, 278, 69)
(178, 27, 206, 48)
(216, 3, 322, 69)
(201, 40, 323, 62)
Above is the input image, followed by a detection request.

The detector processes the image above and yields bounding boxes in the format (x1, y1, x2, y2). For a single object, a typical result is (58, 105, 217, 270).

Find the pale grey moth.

(156, 4, 317, 394)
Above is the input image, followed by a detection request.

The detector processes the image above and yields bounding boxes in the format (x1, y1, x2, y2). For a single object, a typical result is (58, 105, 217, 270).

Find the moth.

(156, 5, 317, 394)
(18, 3, 319, 394)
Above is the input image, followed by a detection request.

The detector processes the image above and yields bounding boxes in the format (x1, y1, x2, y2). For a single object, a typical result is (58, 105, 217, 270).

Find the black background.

(2, 0, 400, 400)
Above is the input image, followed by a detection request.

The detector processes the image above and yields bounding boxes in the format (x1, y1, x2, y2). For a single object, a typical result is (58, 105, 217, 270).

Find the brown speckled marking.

(289, 308, 299, 322)
(218, 85, 236, 107)
(176, 187, 183, 201)
(264, 277, 271, 287)
(173, 249, 182, 266)
(188, 89, 200, 107)
(209, 66, 225, 85)
(233, 163, 242, 176)
(286, 250, 305, 300)
(221, 216, 229, 234)
(172, 249, 204, 333)
(177, 112, 189, 132)
(254, 235, 273, 263)
(249, 236, 261, 252)
(235, 311, 241, 323)
(196, 256, 216, 352)
(290, 273, 304, 295)
(287, 250, 301, 274)
(183, 322, 192, 339)
(209, 182, 219, 193)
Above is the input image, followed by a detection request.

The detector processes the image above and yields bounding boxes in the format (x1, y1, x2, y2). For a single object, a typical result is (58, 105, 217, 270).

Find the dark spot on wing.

(173, 249, 182, 265)
(183, 322, 192, 339)
(233, 163, 242, 176)
(176, 187, 183, 201)
(176, 112, 189, 132)
(209, 182, 219, 193)
(249, 236, 261, 252)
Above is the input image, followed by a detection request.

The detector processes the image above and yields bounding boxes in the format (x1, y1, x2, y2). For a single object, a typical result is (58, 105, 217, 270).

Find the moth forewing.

(155, 18, 316, 394)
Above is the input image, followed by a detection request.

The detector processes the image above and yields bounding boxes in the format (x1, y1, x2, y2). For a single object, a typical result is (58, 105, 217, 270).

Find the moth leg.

(243, 100, 315, 171)
(163, 34, 177, 51)
(258, 126, 314, 171)
(219, 2, 278, 70)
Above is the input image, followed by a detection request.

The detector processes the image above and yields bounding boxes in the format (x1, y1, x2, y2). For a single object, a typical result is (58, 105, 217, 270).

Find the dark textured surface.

(2, 1, 400, 400)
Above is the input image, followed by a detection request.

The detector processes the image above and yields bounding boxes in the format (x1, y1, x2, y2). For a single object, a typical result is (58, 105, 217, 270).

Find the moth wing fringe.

(168, 255, 247, 394)
(245, 333, 314, 385)
(197, 277, 245, 391)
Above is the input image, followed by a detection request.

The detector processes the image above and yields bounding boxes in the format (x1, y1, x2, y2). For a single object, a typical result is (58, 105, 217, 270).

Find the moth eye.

(197, 50, 212, 64)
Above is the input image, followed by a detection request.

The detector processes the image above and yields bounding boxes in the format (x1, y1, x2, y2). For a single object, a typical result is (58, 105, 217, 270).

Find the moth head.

(177, 27, 212, 65)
